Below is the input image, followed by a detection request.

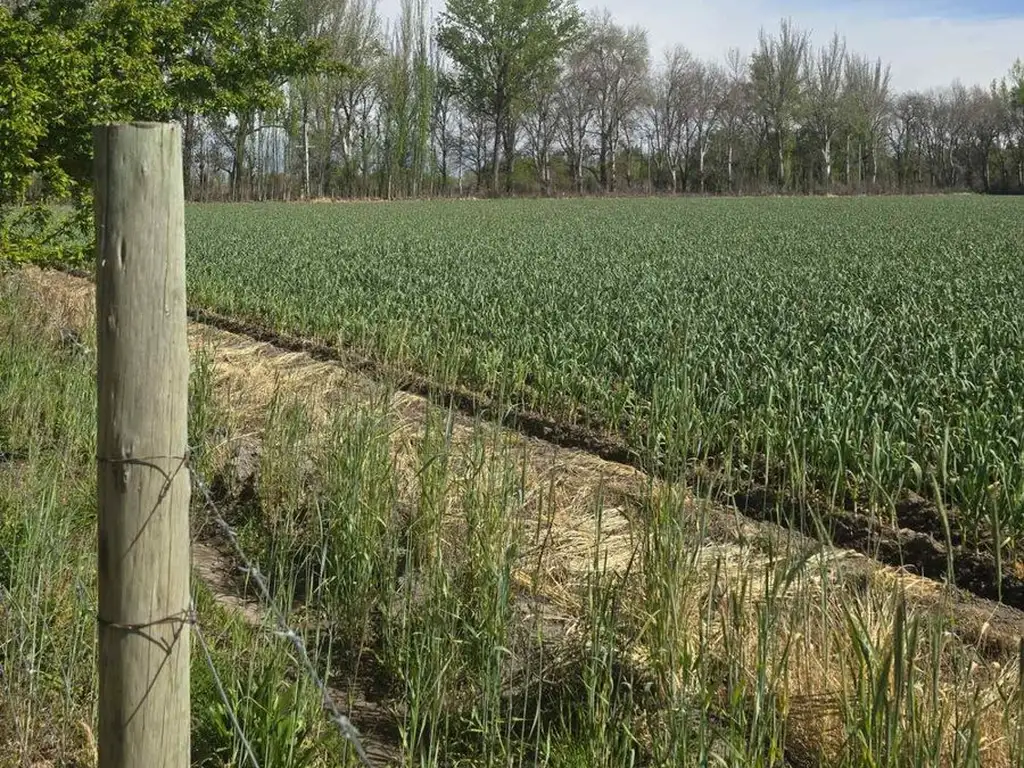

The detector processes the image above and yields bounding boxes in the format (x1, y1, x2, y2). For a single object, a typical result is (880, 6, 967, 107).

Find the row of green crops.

(185, 195, 1024, 543)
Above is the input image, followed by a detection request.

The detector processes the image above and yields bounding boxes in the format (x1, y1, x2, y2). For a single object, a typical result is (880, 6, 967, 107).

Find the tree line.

(2, 0, 1023, 214)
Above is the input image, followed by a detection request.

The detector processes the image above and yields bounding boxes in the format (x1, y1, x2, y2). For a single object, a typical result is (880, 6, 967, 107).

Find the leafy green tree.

(165, 0, 331, 199)
(0, 2, 128, 263)
(1010, 59, 1024, 103)
(376, 0, 433, 199)
(437, 0, 582, 194)
(0, 9, 61, 208)
(0, 0, 328, 262)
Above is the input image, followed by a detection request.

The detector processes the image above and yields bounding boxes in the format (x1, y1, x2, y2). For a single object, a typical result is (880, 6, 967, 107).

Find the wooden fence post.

(94, 122, 190, 768)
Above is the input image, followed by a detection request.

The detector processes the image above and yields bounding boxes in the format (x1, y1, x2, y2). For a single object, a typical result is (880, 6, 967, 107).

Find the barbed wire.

(189, 466, 371, 767)
(190, 596, 264, 768)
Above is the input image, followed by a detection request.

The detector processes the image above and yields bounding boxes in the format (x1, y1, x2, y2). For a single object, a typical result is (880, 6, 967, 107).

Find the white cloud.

(375, 0, 1023, 92)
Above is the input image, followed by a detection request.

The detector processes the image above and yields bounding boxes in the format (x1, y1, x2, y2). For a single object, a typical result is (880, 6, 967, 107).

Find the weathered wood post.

(94, 122, 190, 768)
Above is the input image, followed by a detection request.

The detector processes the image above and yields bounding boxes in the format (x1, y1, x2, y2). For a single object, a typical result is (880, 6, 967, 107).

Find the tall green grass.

(0, 280, 98, 764)
(0, 283, 342, 767)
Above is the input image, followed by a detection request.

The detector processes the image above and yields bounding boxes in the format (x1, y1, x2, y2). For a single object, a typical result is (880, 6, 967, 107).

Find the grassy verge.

(2, 270, 1023, 768)
(0, 280, 349, 767)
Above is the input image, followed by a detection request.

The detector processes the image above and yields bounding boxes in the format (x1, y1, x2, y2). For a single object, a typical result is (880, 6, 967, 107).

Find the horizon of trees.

(220, 0, 1024, 199)
(3, 0, 1024, 209)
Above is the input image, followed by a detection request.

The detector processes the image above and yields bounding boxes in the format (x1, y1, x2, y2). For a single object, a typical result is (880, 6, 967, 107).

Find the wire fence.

(189, 463, 370, 768)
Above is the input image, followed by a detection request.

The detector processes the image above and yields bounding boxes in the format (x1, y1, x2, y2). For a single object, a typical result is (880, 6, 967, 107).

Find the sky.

(376, 0, 1024, 92)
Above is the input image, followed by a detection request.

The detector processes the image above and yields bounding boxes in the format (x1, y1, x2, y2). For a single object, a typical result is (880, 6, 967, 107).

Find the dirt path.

(14, 266, 1024, 767)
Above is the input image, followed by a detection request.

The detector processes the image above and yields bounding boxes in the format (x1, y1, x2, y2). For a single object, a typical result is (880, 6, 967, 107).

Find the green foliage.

(0, 205, 90, 267)
(167, 0, 331, 119)
(1010, 59, 1024, 107)
(0, 278, 337, 766)
(0, 0, 328, 266)
(0, 9, 51, 206)
(202, 646, 324, 768)
(437, 0, 582, 191)
(185, 195, 1024, 547)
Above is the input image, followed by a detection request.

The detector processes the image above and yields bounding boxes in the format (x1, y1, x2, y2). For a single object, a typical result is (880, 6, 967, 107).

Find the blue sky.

(378, 0, 1023, 92)
(885, 0, 1021, 18)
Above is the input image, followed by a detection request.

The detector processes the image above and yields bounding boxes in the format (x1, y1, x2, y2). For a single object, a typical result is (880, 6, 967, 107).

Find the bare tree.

(805, 32, 845, 188)
(430, 48, 462, 195)
(459, 103, 491, 193)
(751, 18, 810, 189)
(693, 61, 726, 192)
(523, 65, 562, 195)
(888, 91, 926, 189)
(916, 86, 967, 188)
(844, 53, 892, 188)
(963, 85, 1003, 190)
(556, 44, 598, 193)
(649, 46, 697, 193)
(718, 47, 752, 192)
(580, 12, 650, 192)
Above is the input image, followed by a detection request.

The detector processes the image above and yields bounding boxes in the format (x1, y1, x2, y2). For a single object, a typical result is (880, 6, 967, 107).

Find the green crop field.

(186, 195, 1024, 544)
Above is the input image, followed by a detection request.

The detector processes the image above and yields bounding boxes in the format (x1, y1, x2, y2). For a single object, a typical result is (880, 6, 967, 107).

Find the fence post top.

(94, 121, 181, 131)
